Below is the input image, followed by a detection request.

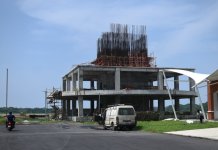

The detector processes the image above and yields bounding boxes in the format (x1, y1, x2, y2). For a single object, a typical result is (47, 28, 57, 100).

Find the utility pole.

(42, 89, 48, 121)
(43, 89, 48, 120)
(6, 68, 8, 115)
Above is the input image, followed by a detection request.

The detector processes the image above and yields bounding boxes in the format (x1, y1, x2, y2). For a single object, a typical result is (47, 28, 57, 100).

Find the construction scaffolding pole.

(162, 70, 178, 120)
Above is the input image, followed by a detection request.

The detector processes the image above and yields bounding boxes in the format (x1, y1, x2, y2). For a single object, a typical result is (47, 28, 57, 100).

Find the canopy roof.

(207, 69, 218, 82)
(162, 68, 218, 120)
(164, 69, 210, 86)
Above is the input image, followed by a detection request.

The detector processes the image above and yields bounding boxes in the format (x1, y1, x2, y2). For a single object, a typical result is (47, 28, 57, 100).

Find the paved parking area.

(1, 123, 218, 150)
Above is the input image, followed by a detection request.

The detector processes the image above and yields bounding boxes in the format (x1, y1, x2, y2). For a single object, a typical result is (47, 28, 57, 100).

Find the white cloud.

(17, 0, 218, 63)
(152, 1, 218, 61)
(16, 0, 196, 30)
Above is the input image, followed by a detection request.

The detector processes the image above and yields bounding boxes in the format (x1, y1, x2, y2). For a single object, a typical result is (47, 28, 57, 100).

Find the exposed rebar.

(93, 23, 154, 67)
(97, 24, 148, 57)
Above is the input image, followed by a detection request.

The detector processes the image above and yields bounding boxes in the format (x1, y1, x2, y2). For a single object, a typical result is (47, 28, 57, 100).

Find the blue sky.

(0, 0, 218, 108)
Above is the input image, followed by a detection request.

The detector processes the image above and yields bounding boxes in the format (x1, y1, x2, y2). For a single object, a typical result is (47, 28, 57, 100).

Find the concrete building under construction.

(48, 24, 198, 120)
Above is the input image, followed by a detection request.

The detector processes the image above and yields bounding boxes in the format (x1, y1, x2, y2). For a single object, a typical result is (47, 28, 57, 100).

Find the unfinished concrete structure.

(61, 65, 197, 119)
(48, 24, 198, 120)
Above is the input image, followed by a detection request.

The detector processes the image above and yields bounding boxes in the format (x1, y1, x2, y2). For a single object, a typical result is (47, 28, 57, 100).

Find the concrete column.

(96, 99, 99, 112)
(174, 75, 179, 90)
(189, 77, 196, 115)
(158, 98, 165, 118)
(62, 100, 66, 119)
(174, 75, 180, 112)
(97, 80, 101, 90)
(72, 100, 76, 116)
(78, 96, 83, 117)
(158, 71, 164, 90)
(158, 72, 164, 118)
(63, 79, 66, 91)
(145, 99, 149, 111)
(90, 81, 95, 90)
(115, 96, 121, 104)
(190, 97, 195, 115)
(115, 68, 120, 90)
(114, 68, 121, 105)
(175, 98, 180, 112)
(66, 77, 71, 91)
(78, 69, 83, 90)
(72, 73, 77, 91)
(67, 100, 71, 117)
(149, 99, 154, 111)
(90, 100, 94, 115)
(77, 68, 84, 117)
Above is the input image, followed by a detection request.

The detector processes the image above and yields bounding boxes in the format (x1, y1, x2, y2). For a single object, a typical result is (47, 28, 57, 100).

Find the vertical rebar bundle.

(97, 24, 147, 57)
(93, 24, 154, 67)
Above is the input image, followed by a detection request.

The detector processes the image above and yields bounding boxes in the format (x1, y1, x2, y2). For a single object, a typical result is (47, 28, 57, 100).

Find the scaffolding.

(47, 88, 62, 120)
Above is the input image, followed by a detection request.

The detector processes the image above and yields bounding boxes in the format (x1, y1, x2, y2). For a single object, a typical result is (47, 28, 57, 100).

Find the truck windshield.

(118, 108, 135, 115)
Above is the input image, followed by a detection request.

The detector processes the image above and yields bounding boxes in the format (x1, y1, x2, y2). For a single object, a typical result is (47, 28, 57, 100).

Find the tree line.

(0, 107, 52, 114)
(0, 102, 208, 114)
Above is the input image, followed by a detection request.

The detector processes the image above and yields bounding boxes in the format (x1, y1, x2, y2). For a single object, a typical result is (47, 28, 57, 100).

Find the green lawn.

(137, 120, 218, 133)
(2, 116, 218, 134)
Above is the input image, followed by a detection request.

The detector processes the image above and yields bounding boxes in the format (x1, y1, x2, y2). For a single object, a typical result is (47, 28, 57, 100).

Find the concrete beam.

(62, 89, 197, 97)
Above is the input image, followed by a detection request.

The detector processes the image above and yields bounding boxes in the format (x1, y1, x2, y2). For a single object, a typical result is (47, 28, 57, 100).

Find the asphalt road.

(0, 123, 218, 150)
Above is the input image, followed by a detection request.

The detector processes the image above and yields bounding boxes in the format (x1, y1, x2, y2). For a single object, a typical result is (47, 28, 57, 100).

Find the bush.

(181, 111, 191, 115)
(136, 111, 160, 121)
(20, 112, 27, 117)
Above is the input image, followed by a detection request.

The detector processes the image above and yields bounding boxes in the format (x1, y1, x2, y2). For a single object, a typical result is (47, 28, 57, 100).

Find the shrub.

(20, 112, 27, 117)
(136, 111, 160, 121)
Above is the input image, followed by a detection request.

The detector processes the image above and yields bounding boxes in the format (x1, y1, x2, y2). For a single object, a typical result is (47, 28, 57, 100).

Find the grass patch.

(81, 121, 97, 125)
(137, 120, 218, 133)
(0, 117, 6, 124)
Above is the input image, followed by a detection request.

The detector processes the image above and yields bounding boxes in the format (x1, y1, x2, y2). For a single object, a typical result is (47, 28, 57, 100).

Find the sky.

(0, 0, 218, 108)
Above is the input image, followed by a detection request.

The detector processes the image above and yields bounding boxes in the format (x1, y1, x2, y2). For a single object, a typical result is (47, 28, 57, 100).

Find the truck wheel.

(111, 123, 117, 131)
(129, 127, 133, 131)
